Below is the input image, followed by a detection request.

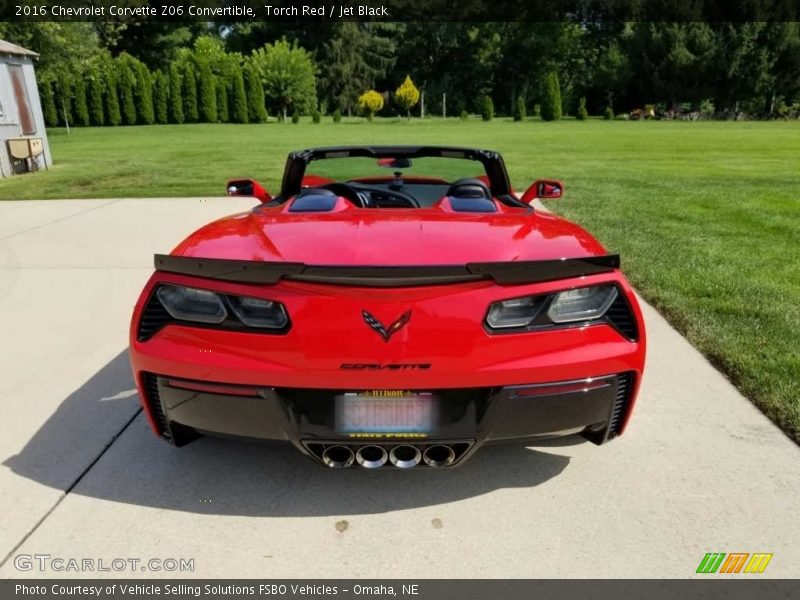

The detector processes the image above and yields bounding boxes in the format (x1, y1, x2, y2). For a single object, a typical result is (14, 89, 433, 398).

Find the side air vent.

(137, 293, 171, 341)
(142, 373, 171, 439)
(606, 372, 635, 439)
(606, 292, 639, 341)
(448, 197, 498, 213)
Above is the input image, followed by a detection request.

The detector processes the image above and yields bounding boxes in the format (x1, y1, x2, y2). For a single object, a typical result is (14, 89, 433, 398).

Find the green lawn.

(2, 118, 799, 442)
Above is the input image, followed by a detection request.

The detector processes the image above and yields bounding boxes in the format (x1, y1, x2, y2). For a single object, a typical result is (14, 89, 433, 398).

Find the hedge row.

(39, 53, 267, 127)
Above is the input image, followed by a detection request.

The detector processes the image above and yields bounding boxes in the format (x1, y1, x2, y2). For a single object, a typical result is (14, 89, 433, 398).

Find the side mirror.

(520, 179, 563, 203)
(226, 179, 272, 203)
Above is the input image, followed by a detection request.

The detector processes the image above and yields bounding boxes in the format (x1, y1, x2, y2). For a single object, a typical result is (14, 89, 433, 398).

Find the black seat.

(446, 178, 491, 199)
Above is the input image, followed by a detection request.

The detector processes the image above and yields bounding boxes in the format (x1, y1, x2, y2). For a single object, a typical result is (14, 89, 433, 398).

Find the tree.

(168, 63, 184, 124)
(244, 61, 267, 122)
(577, 96, 589, 120)
(216, 78, 229, 122)
(481, 95, 494, 121)
(39, 79, 59, 127)
(56, 73, 73, 127)
(72, 74, 90, 126)
(116, 56, 137, 125)
(104, 66, 121, 126)
(541, 71, 562, 121)
(230, 63, 248, 123)
(250, 39, 317, 120)
(182, 61, 199, 122)
(357, 90, 384, 120)
(87, 69, 104, 125)
(198, 61, 218, 122)
(394, 75, 420, 117)
(153, 70, 169, 124)
(134, 61, 155, 125)
(514, 95, 526, 121)
(319, 22, 396, 115)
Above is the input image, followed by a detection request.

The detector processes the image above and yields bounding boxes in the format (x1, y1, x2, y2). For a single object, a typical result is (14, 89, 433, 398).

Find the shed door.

(9, 64, 36, 135)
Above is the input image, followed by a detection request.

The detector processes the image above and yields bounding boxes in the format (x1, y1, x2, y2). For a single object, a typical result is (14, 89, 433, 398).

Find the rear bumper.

(139, 371, 638, 467)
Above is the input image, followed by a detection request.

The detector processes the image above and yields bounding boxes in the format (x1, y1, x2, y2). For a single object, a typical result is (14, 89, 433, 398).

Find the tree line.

(2, 21, 799, 125)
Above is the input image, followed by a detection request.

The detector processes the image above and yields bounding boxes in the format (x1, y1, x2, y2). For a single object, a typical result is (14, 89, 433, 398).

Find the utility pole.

(443, 93, 446, 119)
(420, 91, 425, 119)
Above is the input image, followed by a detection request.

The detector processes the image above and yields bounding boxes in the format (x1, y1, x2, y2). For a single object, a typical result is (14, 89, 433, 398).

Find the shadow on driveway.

(4, 350, 573, 517)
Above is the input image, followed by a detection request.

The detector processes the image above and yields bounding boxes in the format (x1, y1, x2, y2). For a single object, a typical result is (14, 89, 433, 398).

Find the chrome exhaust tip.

(321, 445, 355, 469)
(389, 445, 422, 469)
(356, 445, 388, 469)
(423, 444, 455, 468)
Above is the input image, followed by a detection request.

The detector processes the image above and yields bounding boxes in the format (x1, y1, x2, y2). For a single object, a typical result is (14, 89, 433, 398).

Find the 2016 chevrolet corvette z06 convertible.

(129, 146, 646, 469)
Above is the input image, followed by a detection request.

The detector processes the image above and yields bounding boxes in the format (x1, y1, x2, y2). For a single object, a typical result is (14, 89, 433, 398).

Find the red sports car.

(130, 146, 646, 469)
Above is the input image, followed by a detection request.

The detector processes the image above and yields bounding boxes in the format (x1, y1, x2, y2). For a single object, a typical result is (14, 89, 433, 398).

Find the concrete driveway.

(1, 198, 798, 579)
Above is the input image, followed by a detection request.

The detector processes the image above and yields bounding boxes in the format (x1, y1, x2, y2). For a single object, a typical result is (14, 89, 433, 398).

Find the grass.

(2, 117, 799, 442)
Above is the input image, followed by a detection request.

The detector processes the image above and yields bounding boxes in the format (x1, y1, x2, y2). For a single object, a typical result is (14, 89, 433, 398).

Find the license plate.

(335, 391, 436, 434)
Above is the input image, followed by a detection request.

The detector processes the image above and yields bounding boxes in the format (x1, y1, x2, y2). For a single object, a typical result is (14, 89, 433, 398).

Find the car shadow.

(4, 350, 572, 517)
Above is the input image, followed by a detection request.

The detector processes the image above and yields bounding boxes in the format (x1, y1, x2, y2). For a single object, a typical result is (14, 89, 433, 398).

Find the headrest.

(446, 178, 491, 199)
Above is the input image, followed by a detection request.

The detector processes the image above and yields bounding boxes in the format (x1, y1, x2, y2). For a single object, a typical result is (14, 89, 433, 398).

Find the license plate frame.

(335, 391, 437, 434)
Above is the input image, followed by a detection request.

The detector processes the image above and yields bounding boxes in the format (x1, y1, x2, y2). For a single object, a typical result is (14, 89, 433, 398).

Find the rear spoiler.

(154, 254, 620, 287)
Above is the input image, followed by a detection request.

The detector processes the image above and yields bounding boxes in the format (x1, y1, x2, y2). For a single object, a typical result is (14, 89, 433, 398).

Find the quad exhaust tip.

(389, 445, 422, 469)
(423, 444, 456, 468)
(322, 445, 355, 469)
(355, 445, 388, 469)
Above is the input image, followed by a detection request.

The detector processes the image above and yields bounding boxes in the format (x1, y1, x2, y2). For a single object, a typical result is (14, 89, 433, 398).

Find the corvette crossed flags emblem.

(361, 310, 412, 342)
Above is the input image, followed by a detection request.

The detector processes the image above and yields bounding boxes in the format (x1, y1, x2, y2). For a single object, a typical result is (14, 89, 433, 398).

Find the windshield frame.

(277, 145, 513, 201)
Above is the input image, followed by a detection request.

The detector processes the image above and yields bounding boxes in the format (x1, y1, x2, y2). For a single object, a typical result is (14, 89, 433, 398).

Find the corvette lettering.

(340, 363, 431, 370)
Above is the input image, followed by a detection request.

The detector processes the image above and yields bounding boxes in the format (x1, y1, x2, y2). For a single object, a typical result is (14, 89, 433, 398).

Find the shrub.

(576, 97, 588, 120)
(332, 109, 342, 123)
(533, 103, 541, 117)
(603, 105, 614, 120)
(167, 63, 183, 124)
(541, 71, 562, 121)
(115, 60, 137, 125)
(460, 110, 469, 121)
(394, 75, 420, 117)
(357, 90, 384, 121)
(513, 95, 526, 121)
(71, 75, 89, 126)
(311, 107, 321, 123)
(291, 110, 300, 123)
(134, 61, 155, 125)
(230, 63, 248, 123)
(481, 95, 494, 121)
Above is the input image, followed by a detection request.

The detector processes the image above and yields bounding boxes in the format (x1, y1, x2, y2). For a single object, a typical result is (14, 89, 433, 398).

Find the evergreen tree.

(104, 68, 121, 126)
(39, 79, 59, 128)
(87, 69, 104, 125)
(153, 70, 169, 124)
(198, 61, 217, 122)
(230, 63, 248, 123)
(541, 71, 562, 121)
(134, 62, 155, 125)
(182, 61, 199, 122)
(168, 63, 184, 124)
(116, 58, 137, 125)
(216, 77, 229, 122)
(514, 95, 526, 121)
(576, 96, 588, 120)
(72, 74, 90, 126)
(481, 95, 494, 121)
(244, 61, 267, 122)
